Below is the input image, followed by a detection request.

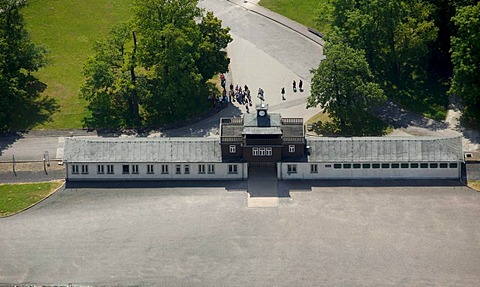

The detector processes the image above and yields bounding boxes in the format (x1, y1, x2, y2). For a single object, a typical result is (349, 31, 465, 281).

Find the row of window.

(71, 164, 239, 175)
(286, 162, 459, 174)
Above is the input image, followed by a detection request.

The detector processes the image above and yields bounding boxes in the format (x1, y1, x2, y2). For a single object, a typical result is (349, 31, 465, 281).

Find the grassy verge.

(467, 180, 480, 192)
(0, 181, 64, 217)
(23, 0, 132, 129)
(259, 0, 326, 31)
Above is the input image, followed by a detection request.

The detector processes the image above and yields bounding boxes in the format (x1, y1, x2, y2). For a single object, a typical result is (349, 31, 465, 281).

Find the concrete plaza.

(1, 183, 480, 286)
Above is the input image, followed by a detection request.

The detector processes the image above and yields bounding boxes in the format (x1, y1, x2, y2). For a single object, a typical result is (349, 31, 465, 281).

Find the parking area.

(1, 183, 479, 286)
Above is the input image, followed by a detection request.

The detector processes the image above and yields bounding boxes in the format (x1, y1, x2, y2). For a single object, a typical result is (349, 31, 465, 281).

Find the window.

(334, 164, 342, 169)
(391, 163, 400, 169)
(287, 164, 297, 173)
(198, 164, 206, 174)
(228, 164, 238, 174)
(259, 148, 266, 156)
(439, 163, 448, 168)
(410, 163, 419, 168)
(362, 163, 371, 169)
(72, 165, 79, 174)
(162, 165, 169, 174)
(372, 163, 380, 169)
(147, 164, 154, 174)
(401, 163, 409, 169)
(325, 164, 332, 168)
(381, 163, 390, 169)
(184, 164, 190, 174)
(343, 164, 351, 169)
(252, 147, 259, 156)
(266, 147, 272, 156)
(208, 164, 215, 174)
(132, 165, 139, 174)
(289, 145, 295, 153)
(420, 163, 428, 169)
(229, 145, 236, 153)
(310, 164, 318, 173)
(81, 165, 89, 174)
(430, 163, 438, 168)
(175, 165, 181, 174)
(122, 165, 129, 174)
(97, 165, 104, 174)
(449, 163, 458, 168)
(353, 163, 361, 169)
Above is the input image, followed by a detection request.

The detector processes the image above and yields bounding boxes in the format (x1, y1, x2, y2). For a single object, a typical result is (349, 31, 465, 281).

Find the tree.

(449, 2, 480, 120)
(307, 41, 385, 133)
(328, 0, 438, 85)
(80, 0, 232, 128)
(0, 0, 48, 131)
(80, 24, 140, 128)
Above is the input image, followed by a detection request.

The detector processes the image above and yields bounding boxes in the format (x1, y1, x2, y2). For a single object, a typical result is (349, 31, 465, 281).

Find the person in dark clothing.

(293, 80, 297, 92)
(299, 79, 303, 92)
(281, 87, 285, 100)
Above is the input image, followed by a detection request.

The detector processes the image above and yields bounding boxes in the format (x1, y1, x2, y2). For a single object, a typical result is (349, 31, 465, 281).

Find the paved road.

(1, 183, 479, 286)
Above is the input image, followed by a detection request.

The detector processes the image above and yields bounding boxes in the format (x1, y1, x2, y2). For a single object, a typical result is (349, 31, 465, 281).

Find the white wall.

(279, 162, 461, 180)
(66, 162, 247, 181)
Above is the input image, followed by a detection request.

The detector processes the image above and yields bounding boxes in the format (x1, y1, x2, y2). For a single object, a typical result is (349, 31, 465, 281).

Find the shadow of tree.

(8, 75, 59, 131)
(312, 114, 390, 137)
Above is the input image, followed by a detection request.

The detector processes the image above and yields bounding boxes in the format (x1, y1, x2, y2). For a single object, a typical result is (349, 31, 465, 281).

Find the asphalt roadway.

(1, 182, 480, 286)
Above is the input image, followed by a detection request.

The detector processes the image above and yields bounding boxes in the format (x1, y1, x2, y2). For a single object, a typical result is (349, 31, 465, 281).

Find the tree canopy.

(308, 41, 385, 134)
(80, 0, 232, 129)
(449, 2, 480, 121)
(0, 0, 50, 132)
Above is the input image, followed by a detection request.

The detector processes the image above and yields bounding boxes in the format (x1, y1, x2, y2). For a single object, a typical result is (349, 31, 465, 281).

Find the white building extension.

(279, 136, 463, 180)
(63, 137, 247, 181)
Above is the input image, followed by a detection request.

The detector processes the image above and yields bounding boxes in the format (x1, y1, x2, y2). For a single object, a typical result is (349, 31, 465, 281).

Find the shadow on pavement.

(0, 132, 24, 157)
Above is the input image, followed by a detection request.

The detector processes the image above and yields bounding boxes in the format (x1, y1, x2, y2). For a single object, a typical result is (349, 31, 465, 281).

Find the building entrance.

(247, 162, 278, 197)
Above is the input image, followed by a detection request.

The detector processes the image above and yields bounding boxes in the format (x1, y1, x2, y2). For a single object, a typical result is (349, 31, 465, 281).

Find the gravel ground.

(0, 161, 65, 184)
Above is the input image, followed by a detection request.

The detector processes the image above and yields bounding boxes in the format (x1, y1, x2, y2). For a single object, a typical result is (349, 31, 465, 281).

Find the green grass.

(259, 0, 327, 31)
(23, 0, 133, 129)
(0, 181, 64, 217)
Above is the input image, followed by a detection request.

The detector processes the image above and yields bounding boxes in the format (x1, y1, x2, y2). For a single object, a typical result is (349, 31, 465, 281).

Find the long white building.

(63, 106, 463, 182)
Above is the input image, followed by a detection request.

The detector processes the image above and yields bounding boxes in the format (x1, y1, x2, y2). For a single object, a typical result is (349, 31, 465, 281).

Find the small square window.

(372, 163, 380, 169)
(162, 165, 169, 174)
(97, 165, 104, 174)
(410, 163, 419, 168)
(208, 164, 215, 174)
(198, 164, 206, 174)
(401, 163, 409, 169)
(391, 163, 400, 169)
(381, 163, 390, 168)
(184, 165, 190, 174)
(325, 164, 332, 168)
(420, 163, 428, 168)
(81, 165, 89, 174)
(266, 147, 272, 156)
(353, 163, 361, 169)
(72, 165, 79, 174)
(289, 145, 295, 153)
(439, 163, 448, 168)
(310, 164, 318, 173)
(122, 165, 129, 174)
(229, 164, 238, 174)
(107, 165, 114, 174)
(287, 164, 297, 173)
(430, 163, 438, 168)
(176, 165, 181, 174)
(362, 163, 371, 169)
(343, 164, 351, 169)
(132, 165, 139, 174)
(229, 145, 236, 153)
(333, 164, 342, 169)
(147, 164, 154, 174)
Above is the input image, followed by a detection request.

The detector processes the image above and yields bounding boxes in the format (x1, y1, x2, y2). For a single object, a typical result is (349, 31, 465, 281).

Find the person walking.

(299, 79, 303, 92)
(293, 80, 297, 92)
(281, 87, 285, 100)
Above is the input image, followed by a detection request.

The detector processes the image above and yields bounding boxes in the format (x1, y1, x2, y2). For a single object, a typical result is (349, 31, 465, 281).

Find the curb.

(0, 180, 65, 218)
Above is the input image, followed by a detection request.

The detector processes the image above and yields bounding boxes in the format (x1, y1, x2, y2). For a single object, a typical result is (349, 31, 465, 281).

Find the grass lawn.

(0, 181, 64, 217)
(468, 180, 480, 192)
(259, 0, 327, 31)
(23, 0, 132, 129)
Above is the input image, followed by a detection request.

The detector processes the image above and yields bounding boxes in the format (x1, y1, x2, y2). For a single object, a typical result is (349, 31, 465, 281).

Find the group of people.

(282, 79, 303, 100)
(210, 73, 305, 113)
